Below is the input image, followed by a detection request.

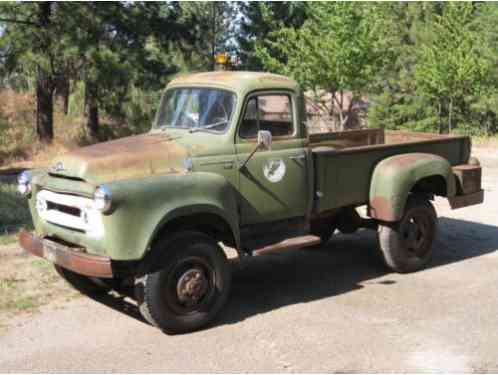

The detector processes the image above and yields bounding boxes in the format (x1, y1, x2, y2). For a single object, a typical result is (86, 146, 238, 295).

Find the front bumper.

(19, 230, 113, 278)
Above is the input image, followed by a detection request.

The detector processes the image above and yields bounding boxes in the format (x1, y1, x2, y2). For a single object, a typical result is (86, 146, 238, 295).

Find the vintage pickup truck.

(18, 72, 483, 334)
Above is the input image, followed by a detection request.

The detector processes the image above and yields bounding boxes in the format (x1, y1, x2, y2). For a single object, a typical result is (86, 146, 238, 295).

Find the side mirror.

(257, 130, 272, 151)
(239, 130, 273, 170)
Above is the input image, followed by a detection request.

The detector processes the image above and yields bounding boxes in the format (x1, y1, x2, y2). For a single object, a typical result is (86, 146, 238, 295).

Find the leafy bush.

(0, 184, 32, 234)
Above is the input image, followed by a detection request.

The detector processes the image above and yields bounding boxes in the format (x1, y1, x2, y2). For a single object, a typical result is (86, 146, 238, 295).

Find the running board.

(252, 235, 321, 256)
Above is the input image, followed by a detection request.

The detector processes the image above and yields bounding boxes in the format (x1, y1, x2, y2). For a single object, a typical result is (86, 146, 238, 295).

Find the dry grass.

(0, 89, 82, 169)
(0, 89, 136, 170)
(0, 184, 78, 336)
(0, 245, 79, 334)
(0, 89, 36, 165)
(471, 135, 498, 148)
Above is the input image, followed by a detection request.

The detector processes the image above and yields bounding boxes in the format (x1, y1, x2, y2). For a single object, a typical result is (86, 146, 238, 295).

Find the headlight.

(93, 185, 112, 213)
(17, 171, 31, 196)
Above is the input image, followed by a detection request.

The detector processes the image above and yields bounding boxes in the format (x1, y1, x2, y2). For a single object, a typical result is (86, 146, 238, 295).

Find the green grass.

(9, 296, 38, 311)
(0, 277, 21, 292)
(0, 257, 78, 324)
(0, 278, 37, 311)
(0, 184, 33, 244)
(31, 258, 52, 269)
(0, 233, 20, 246)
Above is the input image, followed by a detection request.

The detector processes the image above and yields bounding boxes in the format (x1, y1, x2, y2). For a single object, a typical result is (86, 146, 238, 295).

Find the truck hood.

(49, 133, 189, 184)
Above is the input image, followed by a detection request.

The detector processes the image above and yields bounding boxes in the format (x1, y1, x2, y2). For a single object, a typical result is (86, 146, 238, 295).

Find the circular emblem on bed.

(263, 159, 286, 183)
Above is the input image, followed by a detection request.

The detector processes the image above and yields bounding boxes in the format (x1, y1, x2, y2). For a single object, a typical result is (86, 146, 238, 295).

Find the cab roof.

(167, 71, 300, 95)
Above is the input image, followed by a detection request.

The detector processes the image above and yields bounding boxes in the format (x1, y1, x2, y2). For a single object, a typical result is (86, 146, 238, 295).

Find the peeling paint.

(51, 133, 188, 184)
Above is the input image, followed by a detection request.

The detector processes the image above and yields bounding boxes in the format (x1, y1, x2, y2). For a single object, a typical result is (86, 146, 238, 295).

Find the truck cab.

(159, 72, 311, 226)
(19, 71, 483, 334)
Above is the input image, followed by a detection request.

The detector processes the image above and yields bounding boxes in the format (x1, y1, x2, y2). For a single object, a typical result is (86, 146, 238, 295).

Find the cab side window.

(239, 94, 294, 139)
(239, 98, 259, 138)
(258, 95, 293, 136)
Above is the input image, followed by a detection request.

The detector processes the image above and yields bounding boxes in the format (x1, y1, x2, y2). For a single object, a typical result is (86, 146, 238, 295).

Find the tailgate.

(449, 162, 484, 209)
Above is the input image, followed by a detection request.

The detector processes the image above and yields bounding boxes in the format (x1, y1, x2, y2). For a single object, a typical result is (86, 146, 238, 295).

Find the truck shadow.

(83, 216, 498, 331)
(217, 216, 498, 327)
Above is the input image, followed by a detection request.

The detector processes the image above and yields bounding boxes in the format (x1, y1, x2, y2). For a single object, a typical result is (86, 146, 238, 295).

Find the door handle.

(223, 162, 234, 169)
(289, 154, 306, 161)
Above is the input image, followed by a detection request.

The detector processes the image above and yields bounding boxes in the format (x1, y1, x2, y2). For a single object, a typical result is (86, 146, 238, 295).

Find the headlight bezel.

(93, 185, 112, 213)
(17, 171, 32, 196)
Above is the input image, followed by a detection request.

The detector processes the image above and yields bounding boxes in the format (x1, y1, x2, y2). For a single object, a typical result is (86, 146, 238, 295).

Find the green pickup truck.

(19, 71, 483, 334)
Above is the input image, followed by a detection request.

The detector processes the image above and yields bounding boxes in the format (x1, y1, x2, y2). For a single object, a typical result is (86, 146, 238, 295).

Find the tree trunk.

(437, 101, 443, 134)
(448, 97, 453, 134)
(84, 79, 99, 137)
(35, 2, 55, 143)
(332, 91, 349, 131)
(63, 89, 70, 116)
(36, 68, 54, 143)
(211, 2, 217, 71)
(60, 78, 70, 115)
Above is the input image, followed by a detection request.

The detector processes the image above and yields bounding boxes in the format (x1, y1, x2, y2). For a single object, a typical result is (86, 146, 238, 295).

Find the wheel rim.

(165, 256, 216, 315)
(401, 210, 433, 259)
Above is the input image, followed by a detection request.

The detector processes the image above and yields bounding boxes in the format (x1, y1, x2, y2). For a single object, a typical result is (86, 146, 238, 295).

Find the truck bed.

(310, 129, 471, 213)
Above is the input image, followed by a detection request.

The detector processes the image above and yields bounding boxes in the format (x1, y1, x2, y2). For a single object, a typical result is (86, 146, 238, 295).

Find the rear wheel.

(135, 231, 231, 334)
(55, 265, 111, 295)
(378, 195, 437, 273)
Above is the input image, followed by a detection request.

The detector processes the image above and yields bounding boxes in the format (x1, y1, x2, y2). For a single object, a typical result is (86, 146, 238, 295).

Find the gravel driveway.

(1, 149, 497, 373)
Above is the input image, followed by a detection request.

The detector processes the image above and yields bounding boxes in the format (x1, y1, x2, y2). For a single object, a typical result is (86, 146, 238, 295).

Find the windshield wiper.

(189, 120, 227, 133)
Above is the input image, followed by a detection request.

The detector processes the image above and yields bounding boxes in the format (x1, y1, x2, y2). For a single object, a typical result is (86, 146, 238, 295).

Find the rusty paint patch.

(257, 74, 294, 84)
(169, 71, 297, 92)
(70, 133, 173, 158)
(172, 71, 241, 84)
(453, 164, 482, 195)
(252, 235, 321, 256)
(19, 230, 113, 278)
(385, 131, 447, 144)
(448, 189, 484, 209)
(52, 133, 188, 184)
(381, 153, 429, 170)
(309, 128, 385, 149)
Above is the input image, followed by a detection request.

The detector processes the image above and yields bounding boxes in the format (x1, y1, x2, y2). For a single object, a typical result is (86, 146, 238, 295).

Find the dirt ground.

(0, 147, 497, 373)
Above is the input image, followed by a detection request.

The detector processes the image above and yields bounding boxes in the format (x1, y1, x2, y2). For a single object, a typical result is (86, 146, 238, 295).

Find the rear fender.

(369, 153, 455, 222)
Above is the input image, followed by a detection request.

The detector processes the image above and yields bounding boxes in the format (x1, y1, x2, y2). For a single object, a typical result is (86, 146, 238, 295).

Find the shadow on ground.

(84, 216, 498, 331)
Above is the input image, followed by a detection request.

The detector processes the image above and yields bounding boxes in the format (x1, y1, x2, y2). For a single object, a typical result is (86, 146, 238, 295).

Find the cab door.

(235, 92, 309, 225)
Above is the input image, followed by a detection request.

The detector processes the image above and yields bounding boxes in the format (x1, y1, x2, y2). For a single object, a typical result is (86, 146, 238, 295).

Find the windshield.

(155, 88, 237, 133)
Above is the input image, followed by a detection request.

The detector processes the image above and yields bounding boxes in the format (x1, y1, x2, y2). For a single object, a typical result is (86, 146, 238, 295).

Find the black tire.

(55, 265, 111, 295)
(378, 195, 437, 273)
(135, 231, 231, 335)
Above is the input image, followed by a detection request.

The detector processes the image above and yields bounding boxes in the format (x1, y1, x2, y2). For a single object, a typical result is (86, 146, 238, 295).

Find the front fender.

(101, 172, 239, 260)
(369, 153, 456, 222)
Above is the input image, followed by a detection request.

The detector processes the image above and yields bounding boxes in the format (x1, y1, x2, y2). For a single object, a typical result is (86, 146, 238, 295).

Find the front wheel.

(378, 195, 437, 273)
(135, 231, 231, 334)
